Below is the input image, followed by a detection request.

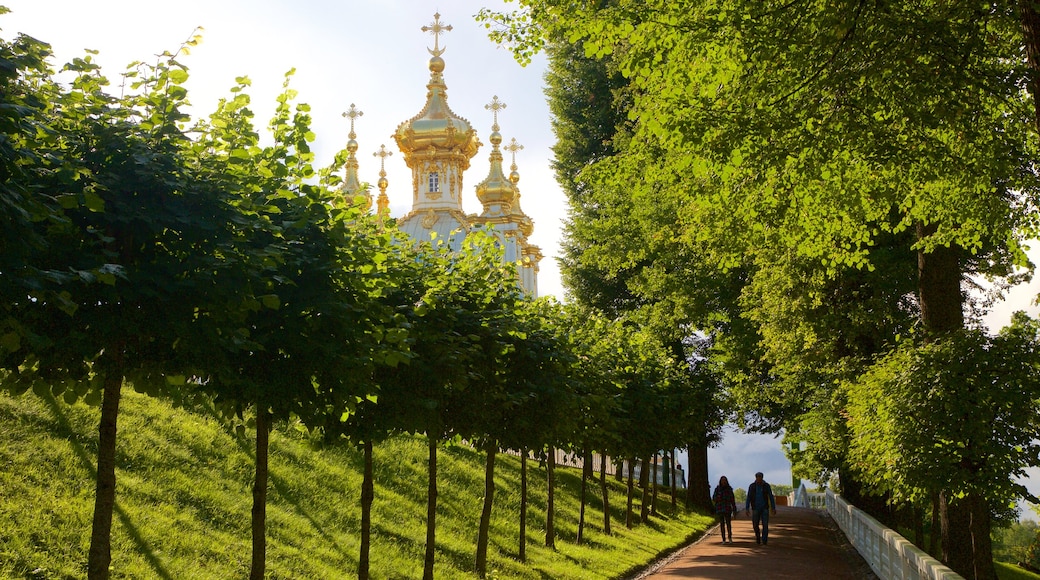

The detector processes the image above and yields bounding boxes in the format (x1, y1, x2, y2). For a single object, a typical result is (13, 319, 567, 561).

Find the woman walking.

(712, 475, 737, 543)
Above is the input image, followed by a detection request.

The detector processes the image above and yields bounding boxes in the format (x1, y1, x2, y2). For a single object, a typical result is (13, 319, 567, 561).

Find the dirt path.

(631, 506, 877, 579)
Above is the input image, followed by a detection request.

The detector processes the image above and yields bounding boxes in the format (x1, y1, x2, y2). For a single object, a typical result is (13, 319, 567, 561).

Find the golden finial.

(342, 103, 363, 140)
(373, 144, 393, 174)
(373, 144, 393, 215)
(485, 95, 507, 132)
(505, 137, 524, 170)
(422, 12, 452, 57)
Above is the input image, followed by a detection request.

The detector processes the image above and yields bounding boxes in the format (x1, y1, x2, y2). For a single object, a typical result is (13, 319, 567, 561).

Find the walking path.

(632, 506, 877, 579)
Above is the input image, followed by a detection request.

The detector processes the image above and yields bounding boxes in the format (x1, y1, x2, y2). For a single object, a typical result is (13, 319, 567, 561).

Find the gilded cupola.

(393, 13, 480, 162)
(394, 12, 481, 246)
(474, 96, 516, 216)
(505, 137, 534, 237)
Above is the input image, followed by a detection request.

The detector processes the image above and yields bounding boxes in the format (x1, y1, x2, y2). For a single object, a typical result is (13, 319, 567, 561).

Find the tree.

(0, 31, 248, 579)
(184, 71, 407, 580)
(484, 2, 1040, 575)
(846, 313, 1040, 549)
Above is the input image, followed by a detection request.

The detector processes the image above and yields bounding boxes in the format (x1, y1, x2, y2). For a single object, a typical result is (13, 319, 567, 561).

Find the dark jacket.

(746, 480, 776, 511)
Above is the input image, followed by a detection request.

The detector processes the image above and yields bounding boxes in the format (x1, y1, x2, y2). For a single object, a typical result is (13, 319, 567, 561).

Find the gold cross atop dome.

(485, 95, 507, 132)
(373, 143, 393, 172)
(422, 12, 452, 57)
(342, 104, 363, 140)
(505, 137, 524, 169)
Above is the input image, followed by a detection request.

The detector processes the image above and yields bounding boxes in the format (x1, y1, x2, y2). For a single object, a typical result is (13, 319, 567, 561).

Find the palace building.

(339, 12, 542, 297)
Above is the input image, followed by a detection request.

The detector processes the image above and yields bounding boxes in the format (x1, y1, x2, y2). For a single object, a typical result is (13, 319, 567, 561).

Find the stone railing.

(823, 488, 964, 580)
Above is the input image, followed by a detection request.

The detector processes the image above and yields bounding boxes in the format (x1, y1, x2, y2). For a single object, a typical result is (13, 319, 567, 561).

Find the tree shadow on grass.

(219, 418, 353, 564)
(44, 395, 173, 580)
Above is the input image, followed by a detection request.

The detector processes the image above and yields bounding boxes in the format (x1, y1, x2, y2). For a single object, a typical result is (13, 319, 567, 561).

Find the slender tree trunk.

(930, 492, 940, 557)
(669, 449, 678, 512)
(250, 408, 270, 580)
(546, 446, 556, 548)
(423, 436, 438, 580)
(625, 457, 635, 529)
(687, 443, 711, 512)
(475, 442, 496, 577)
(639, 454, 651, 523)
(577, 446, 590, 544)
(614, 458, 624, 482)
(359, 440, 374, 580)
(650, 453, 659, 517)
(87, 373, 123, 580)
(600, 453, 611, 535)
(519, 450, 528, 562)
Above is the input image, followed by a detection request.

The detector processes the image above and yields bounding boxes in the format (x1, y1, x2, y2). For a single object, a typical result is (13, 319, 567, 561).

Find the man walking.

(745, 471, 777, 545)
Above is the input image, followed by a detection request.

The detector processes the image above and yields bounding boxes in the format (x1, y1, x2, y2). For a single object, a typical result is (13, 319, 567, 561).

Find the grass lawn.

(0, 390, 713, 579)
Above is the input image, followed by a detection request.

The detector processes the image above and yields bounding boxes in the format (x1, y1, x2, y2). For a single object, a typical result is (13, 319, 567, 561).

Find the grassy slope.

(998, 562, 1040, 580)
(0, 391, 713, 579)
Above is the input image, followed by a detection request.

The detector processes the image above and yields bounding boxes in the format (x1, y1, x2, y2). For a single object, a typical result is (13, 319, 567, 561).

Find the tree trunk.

(940, 491, 973, 575)
(600, 453, 611, 535)
(519, 450, 527, 562)
(1019, 0, 1040, 134)
(912, 504, 925, 549)
(625, 457, 635, 529)
(545, 446, 556, 548)
(577, 447, 590, 544)
(917, 223, 996, 579)
(87, 374, 123, 580)
(475, 442, 496, 577)
(359, 440, 374, 580)
(639, 454, 651, 523)
(687, 443, 711, 512)
(650, 453, 659, 517)
(423, 436, 437, 580)
(968, 495, 997, 580)
(930, 492, 940, 557)
(615, 458, 624, 482)
(250, 408, 270, 580)
(669, 449, 678, 512)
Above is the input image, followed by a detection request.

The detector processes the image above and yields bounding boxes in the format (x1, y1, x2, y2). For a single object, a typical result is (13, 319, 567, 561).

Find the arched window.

(428, 172, 440, 193)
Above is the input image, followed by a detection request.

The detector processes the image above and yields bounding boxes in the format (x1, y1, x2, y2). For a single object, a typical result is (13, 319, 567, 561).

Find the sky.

(5, 0, 1040, 510)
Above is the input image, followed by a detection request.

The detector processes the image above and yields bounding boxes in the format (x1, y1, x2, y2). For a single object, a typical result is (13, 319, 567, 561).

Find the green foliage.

(993, 520, 1038, 565)
(0, 391, 714, 579)
(846, 314, 1040, 505)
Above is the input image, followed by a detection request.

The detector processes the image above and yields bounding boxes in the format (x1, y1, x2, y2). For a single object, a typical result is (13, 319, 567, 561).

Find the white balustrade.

(821, 487, 964, 580)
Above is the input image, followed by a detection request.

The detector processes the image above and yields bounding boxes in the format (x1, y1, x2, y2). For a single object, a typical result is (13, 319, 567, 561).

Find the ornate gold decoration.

(485, 95, 506, 132)
(505, 137, 524, 186)
(420, 209, 439, 229)
(422, 12, 452, 57)
(342, 103, 363, 139)
(340, 103, 366, 207)
(373, 144, 392, 216)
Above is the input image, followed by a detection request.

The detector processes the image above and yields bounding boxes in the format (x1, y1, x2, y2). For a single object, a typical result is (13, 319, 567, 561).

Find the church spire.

(373, 144, 392, 216)
(504, 137, 534, 238)
(393, 12, 481, 244)
(340, 103, 368, 208)
(474, 95, 516, 217)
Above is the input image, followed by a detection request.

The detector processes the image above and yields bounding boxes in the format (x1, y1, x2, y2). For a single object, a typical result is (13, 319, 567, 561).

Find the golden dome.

(393, 26, 479, 159)
(475, 129, 515, 211)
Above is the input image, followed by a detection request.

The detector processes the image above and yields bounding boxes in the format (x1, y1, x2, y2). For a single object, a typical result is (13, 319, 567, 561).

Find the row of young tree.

(0, 18, 719, 580)
(476, 2, 1040, 579)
